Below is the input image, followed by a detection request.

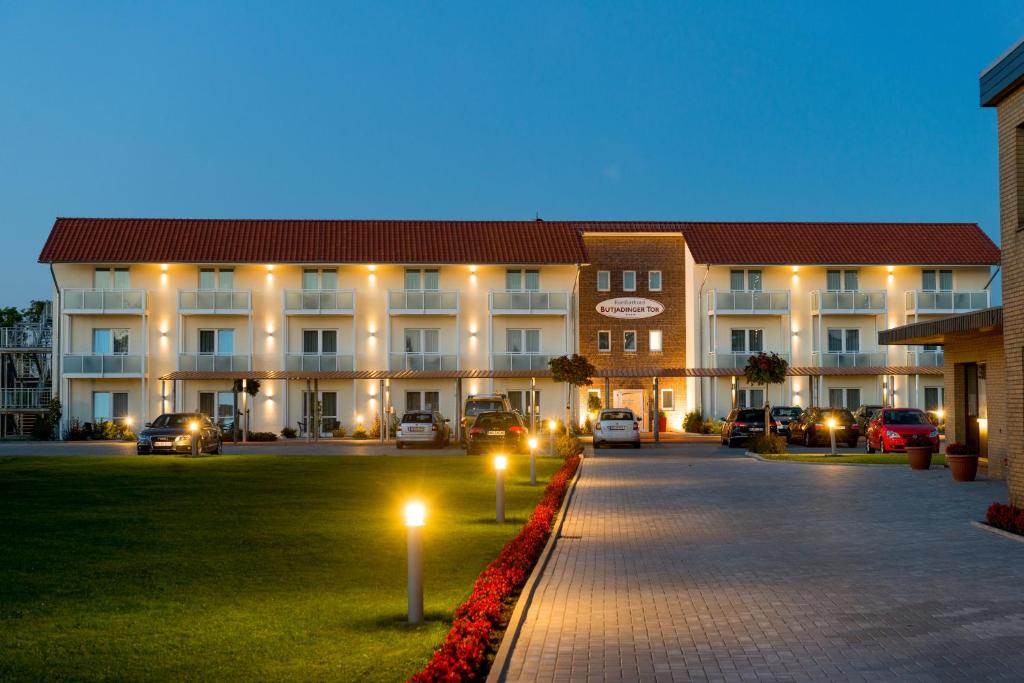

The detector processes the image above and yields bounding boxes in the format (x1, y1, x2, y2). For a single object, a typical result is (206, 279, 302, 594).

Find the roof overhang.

(981, 36, 1024, 107)
(878, 307, 1003, 346)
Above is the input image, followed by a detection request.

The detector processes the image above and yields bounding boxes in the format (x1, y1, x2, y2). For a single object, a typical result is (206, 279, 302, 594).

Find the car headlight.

(885, 430, 900, 439)
(929, 428, 939, 438)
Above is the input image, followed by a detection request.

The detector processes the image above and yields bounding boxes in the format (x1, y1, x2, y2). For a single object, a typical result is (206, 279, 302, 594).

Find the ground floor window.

(828, 387, 861, 410)
(586, 388, 602, 411)
(736, 388, 764, 408)
(924, 386, 944, 412)
(302, 391, 339, 433)
(93, 391, 128, 423)
(406, 391, 439, 412)
(508, 390, 541, 419)
(198, 391, 235, 429)
(660, 388, 674, 410)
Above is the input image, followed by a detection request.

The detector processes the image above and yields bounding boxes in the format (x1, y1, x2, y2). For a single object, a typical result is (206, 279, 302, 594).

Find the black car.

(137, 413, 223, 455)
(721, 408, 778, 448)
(787, 407, 859, 448)
(465, 411, 530, 455)
(852, 404, 883, 436)
(771, 406, 802, 436)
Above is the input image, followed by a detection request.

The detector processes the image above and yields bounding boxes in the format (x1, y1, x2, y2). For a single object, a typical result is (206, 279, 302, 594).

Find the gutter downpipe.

(49, 264, 62, 440)
(696, 264, 711, 416)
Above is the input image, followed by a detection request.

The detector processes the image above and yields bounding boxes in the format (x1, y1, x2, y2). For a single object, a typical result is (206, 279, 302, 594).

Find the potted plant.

(945, 442, 979, 482)
(905, 445, 933, 470)
(658, 409, 667, 433)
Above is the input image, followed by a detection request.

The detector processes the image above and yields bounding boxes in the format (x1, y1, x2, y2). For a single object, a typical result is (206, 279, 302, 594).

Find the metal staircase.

(1, 302, 53, 437)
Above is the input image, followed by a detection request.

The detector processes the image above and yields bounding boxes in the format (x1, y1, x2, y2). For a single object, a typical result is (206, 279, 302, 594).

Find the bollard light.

(404, 501, 425, 624)
(548, 419, 556, 458)
(528, 437, 538, 485)
(189, 420, 200, 457)
(826, 417, 837, 456)
(494, 455, 507, 523)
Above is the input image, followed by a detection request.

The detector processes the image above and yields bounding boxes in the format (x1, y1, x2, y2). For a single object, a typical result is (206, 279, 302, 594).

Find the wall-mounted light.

(160, 264, 169, 272)
(369, 329, 377, 338)
(792, 266, 799, 273)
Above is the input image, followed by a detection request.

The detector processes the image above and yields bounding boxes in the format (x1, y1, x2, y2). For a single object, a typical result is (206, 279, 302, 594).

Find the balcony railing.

(285, 353, 355, 372)
(905, 290, 990, 314)
(283, 289, 356, 315)
(811, 351, 887, 368)
(0, 327, 52, 349)
(388, 289, 459, 314)
(63, 353, 143, 376)
(491, 353, 554, 371)
(178, 353, 250, 372)
(907, 349, 944, 367)
(177, 289, 252, 314)
(389, 353, 458, 371)
(63, 288, 146, 314)
(708, 289, 790, 315)
(489, 290, 569, 314)
(708, 351, 791, 369)
(810, 289, 886, 315)
(1, 387, 52, 410)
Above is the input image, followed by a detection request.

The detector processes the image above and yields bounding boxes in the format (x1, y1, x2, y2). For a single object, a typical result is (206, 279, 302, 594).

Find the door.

(963, 363, 980, 454)
(613, 389, 646, 430)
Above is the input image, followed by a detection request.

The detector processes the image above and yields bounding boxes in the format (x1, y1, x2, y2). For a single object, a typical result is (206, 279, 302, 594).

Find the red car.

(865, 408, 940, 453)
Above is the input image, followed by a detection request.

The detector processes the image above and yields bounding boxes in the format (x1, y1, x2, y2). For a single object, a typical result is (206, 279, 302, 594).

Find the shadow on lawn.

(470, 516, 528, 525)
(354, 611, 453, 631)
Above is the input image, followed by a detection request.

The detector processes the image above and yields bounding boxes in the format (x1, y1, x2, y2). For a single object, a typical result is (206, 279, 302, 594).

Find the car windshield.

(466, 400, 504, 416)
(884, 410, 929, 425)
(736, 409, 764, 422)
(600, 410, 633, 421)
(150, 414, 202, 428)
(402, 413, 433, 424)
(475, 413, 515, 428)
(772, 407, 801, 418)
(823, 409, 854, 421)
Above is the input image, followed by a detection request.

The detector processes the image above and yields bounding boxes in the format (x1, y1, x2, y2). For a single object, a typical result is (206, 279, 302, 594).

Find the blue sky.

(0, 1, 1021, 305)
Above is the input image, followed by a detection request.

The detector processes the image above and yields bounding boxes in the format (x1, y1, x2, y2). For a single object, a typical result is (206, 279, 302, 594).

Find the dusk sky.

(1, 2, 1021, 306)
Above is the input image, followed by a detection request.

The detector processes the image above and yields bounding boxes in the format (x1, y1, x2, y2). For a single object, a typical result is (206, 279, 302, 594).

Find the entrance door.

(302, 391, 338, 436)
(614, 389, 646, 430)
(963, 363, 980, 454)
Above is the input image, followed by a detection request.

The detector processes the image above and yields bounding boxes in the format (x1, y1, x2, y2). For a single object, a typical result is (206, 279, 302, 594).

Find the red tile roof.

(38, 218, 589, 265)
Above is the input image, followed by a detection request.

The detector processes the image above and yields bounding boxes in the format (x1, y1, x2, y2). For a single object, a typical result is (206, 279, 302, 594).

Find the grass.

(762, 452, 947, 466)
(0, 454, 564, 682)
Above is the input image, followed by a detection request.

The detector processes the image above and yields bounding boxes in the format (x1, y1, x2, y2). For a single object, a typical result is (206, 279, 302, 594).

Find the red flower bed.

(986, 502, 1024, 535)
(409, 455, 581, 682)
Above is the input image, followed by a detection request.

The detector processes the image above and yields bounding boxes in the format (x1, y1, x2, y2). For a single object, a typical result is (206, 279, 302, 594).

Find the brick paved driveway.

(497, 443, 1024, 682)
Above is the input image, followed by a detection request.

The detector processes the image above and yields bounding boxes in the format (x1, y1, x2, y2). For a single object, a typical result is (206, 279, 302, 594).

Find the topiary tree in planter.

(743, 352, 789, 437)
(549, 354, 596, 433)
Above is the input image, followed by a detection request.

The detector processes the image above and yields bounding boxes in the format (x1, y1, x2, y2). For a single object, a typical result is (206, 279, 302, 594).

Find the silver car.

(593, 408, 641, 449)
(396, 411, 451, 448)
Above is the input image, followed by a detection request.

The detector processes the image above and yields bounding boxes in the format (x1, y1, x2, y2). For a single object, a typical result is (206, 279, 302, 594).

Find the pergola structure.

(158, 364, 941, 442)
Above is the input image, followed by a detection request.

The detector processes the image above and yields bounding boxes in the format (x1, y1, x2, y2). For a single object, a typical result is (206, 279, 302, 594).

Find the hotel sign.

(596, 297, 665, 319)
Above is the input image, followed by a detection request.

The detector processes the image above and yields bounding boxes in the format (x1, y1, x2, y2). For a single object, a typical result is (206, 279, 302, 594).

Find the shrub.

(332, 425, 348, 438)
(702, 417, 723, 435)
(555, 433, 583, 458)
(946, 442, 976, 456)
(280, 426, 297, 439)
(248, 431, 278, 442)
(683, 410, 704, 434)
(581, 416, 593, 435)
(368, 414, 381, 438)
(352, 425, 368, 439)
(63, 417, 88, 441)
(986, 502, 1024, 536)
(749, 434, 786, 454)
(93, 420, 134, 441)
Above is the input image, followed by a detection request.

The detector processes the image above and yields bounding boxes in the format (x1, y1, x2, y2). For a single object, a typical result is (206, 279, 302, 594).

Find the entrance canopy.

(878, 307, 1002, 346)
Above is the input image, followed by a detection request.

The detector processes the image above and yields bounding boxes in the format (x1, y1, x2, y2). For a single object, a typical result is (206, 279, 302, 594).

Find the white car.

(593, 408, 641, 449)
(396, 411, 451, 448)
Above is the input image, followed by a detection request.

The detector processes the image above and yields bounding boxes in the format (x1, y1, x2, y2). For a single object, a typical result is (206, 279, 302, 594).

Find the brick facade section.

(944, 333, 1006, 479)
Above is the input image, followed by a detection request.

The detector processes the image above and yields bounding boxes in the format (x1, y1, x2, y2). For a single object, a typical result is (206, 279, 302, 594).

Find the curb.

(486, 458, 585, 683)
(971, 520, 1024, 544)
(744, 451, 944, 468)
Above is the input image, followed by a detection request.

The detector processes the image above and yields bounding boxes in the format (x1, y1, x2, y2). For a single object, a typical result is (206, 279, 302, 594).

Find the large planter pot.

(906, 446, 933, 470)
(658, 416, 667, 432)
(947, 454, 979, 482)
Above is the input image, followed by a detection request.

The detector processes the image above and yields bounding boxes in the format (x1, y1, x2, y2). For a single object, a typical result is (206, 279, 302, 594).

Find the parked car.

(460, 393, 512, 446)
(865, 408, 940, 453)
(136, 413, 222, 455)
(787, 407, 859, 448)
(593, 408, 641, 449)
(465, 411, 530, 454)
(721, 408, 778, 448)
(396, 410, 451, 448)
(852, 404, 883, 436)
(771, 406, 802, 437)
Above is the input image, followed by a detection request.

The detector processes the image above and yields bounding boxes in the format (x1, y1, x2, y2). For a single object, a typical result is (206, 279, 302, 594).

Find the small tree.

(549, 354, 596, 432)
(743, 352, 789, 434)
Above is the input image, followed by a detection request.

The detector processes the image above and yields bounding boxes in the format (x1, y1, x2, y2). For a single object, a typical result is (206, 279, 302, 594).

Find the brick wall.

(944, 333, 1006, 479)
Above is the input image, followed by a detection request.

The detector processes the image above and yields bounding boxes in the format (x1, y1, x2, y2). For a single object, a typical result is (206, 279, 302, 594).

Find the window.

(199, 329, 234, 354)
(92, 328, 129, 354)
(623, 330, 637, 352)
(736, 388, 764, 409)
(506, 329, 540, 354)
(826, 270, 858, 291)
(405, 269, 439, 291)
(93, 391, 128, 422)
(404, 328, 440, 354)
(506, 269, 540, 291)
(199, 391, 236, 428)
(597, 330, 611, 352)
(730, 329, 763, 353)
(660, 388, 674, 410)
(596, 270, 610, 292)
(826, 328, 860, 353)
(406, 391, 439, 412)
(198, 268, 233, 289)
(587, 388, 602, 411)
(508, 390, 541, 418)
(729, 269, 762, 291)
(924, 386, 945, 413)
(648, 271, 662, 291)
(94, 267, 129, 289)
(922, 269, 953, 291)
(649, 329, 663, 352)
(302, 391, 339, 434)
(828, 388, 861, 410)
(302, 329, 338, 354)
(623, 271, 636, 292)
(302, 268, 337, 289)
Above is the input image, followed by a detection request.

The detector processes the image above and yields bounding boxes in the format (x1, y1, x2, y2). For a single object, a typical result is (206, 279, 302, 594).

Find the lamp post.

(189, 420, 200, 457)
(528, 437, 538, 485)
(547, 419, 556, 458)
(404, 501, 425, 625)
(827, 417, 837, 456)
(494, 455, 507, 523)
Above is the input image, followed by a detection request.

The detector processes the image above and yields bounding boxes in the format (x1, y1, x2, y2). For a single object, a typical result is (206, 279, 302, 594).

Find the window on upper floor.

(506, 328, 540, 354)
(302, 268, 338, 290)
(730, 269, 762, 291)
(92, 328, 129, 354)
(623, 330, 637, 352)
(826, 269, 858, 291)
(597, 271, 610, 292)
(506, 269, 540, 291)
(623, 271, 637, 292)
(649, 329, 663, 352)
(302, 329, 338, 354)
(597, 330, 611, 352)
(730, 329, 763, 354)
(404, 328, 439, 354)
(648, 271, 662, 291)
(94, 267, 129, 289)
(405, 269, 439, 291)
(199, 268, 234, 289)
(199, 329, 234, 354)
(922, 269, 953, 291)
(826, 328, 860, 353)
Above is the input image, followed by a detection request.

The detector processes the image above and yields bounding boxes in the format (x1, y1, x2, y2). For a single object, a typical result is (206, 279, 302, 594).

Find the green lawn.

(762, 453, 947, 466)
(0, 454, 563, 682)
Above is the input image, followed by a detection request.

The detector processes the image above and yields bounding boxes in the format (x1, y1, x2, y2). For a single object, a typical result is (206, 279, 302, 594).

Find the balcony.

(907, 349, 944, 367)
(905, 290, 990, 315)
(1, 387, 52, 410)
(177, 289, 252, 315)
(63, 353, 143, 377)
(707, 351, 791, 369)
(388, 289, 459, 315)
(489, 290, 570, 315)
(63, 288, 146, 314)
(285, 353, 355, 372)
(708, 289, 790, 315)
(0, 327, 51, 349)
(491, 353, 554, 371)
(810, 289, 886, 315)
(389, 353, 458, 371)
(178, 353, 250, 372)
(811, 351, 887, 368)
(284, 289, 356, 315)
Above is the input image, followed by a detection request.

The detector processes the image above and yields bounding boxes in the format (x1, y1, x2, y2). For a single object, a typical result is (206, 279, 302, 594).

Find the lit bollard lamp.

(189, 420, 200, 457)
(528, 437, 538, 486)
(404, 501, 425, 625)
(827, 417, 837, 456)
(547, 419, 556, 458)
(494, 455, 507, 523)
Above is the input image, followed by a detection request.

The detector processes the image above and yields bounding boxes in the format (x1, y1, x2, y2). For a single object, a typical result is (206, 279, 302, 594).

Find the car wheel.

(865, 438, 875, 454)
(633, 441, 641, 449)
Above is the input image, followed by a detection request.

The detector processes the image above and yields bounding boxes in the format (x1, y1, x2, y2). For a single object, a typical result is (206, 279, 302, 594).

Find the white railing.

(905, 290, 990, 314)
(707, 351, 791, 369)
(489, 290, 569, 314)
(708, 289, 790, 314)
(907, 349, 944, 367)
(1, 387, 52, 409)
(388, 289, 459, 313)
(810, 289, 886, 314)
(178, 353, 250, 371)
(177, 289, 252, 314)
(812, 351, 887, 368)
(63, 288, 146, 313)
(389, 353, 458, 371)
(283, 289, 356, 314)
(285, 353, 355, 372)
(490, 353, 554, 371)
(63, 353, 143, 376)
